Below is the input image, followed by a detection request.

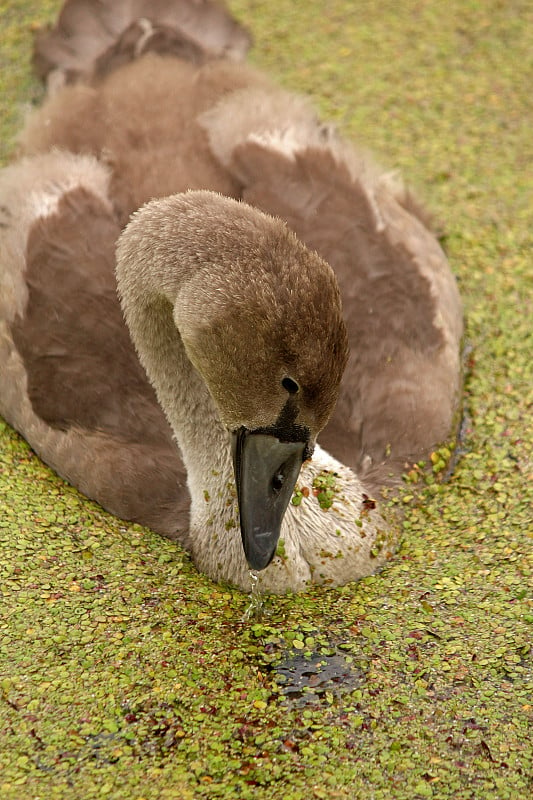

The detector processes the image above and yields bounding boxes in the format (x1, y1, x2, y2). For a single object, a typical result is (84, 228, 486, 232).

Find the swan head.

(118, 191, 349, 570)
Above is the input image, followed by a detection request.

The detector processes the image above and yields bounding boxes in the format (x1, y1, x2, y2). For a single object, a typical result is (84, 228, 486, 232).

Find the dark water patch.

(443, 400, 472, 482)
(272, 649, 364, 707)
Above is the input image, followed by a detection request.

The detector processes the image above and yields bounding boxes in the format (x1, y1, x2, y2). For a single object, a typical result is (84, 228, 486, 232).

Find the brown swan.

(0, 0, 463, 592)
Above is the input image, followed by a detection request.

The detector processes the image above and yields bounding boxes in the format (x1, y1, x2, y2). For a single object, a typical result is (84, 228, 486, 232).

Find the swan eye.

(281, 376, 300, 395)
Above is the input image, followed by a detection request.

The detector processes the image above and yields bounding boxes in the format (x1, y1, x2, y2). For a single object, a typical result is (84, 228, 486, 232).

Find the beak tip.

(243, 535, 278, 571)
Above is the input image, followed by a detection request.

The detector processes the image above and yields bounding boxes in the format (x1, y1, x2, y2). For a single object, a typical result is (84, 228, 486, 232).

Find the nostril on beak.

(271, 471, 285, 495)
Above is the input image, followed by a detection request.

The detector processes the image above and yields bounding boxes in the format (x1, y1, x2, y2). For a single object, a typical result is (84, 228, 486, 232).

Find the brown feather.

(9, 181, 189, 537)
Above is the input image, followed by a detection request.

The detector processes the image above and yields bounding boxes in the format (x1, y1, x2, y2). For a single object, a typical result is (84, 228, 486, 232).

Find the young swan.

(2, 0, 462, 594)
(116, 190, 393, 593)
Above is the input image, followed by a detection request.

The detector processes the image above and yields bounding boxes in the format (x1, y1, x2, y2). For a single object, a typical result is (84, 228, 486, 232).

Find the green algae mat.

(1, 1, 531, 798)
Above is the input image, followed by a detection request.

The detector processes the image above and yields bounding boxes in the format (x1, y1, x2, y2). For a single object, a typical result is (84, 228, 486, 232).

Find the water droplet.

(242, 569, 264, 621)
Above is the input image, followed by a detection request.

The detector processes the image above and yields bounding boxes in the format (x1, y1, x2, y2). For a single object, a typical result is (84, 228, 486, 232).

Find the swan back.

(33, 0, 252, 89)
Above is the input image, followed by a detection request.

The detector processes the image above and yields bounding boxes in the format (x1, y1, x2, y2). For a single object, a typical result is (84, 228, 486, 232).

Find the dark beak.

(232, 429, 305, 571)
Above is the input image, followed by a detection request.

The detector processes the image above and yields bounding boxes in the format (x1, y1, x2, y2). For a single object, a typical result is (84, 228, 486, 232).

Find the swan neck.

(116, 229, 232, 499)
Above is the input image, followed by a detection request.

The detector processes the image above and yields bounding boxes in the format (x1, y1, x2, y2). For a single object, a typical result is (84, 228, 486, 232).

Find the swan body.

(19, 53, 462, 489)
(0, 0, 463, 592)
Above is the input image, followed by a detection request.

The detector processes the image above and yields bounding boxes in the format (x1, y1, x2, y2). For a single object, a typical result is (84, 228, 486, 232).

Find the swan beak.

(232, 429, 305, 571)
